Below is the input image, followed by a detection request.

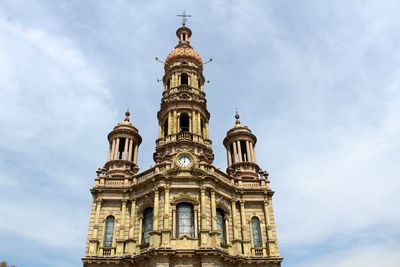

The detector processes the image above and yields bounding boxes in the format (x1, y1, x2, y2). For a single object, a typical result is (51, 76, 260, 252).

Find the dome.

(165, 45, 203, 66)
(164, 26, 203, 68)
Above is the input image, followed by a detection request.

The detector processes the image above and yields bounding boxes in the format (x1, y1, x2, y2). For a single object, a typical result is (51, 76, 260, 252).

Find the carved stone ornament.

(171, 192, 199, 205)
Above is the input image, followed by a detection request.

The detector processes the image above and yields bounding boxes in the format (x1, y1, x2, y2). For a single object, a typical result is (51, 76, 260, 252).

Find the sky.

(0, 1, 399, 266)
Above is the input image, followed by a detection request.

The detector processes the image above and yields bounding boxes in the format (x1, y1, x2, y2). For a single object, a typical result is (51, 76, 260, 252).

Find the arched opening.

(117, 138, 126, 160)
(251, 217, 262, 248)
(240, 140, 248, 161)
(180, 73, 188, 85)
(103, 216, 115, 248)
(142, 207, 153, 244)
(216, 208, 227, 246)
(176, 202, 194, 238)
(179, 113, 189, 132)
(229, 143, 236, 164)
(167, 79, 171, 90)
(163, 118, 169, 137)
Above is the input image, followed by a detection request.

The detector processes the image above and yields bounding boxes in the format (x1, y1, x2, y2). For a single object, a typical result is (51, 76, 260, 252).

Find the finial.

(177, 10, 192, 26)
(124, 108, 130, 122)
(235, 109, 241, 126)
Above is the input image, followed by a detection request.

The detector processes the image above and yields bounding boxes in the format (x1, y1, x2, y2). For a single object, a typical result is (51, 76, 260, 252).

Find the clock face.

(178, 155, 192, 167)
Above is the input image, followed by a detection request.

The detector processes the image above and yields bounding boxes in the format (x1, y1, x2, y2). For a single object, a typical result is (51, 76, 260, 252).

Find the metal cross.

(177, 10, 192, 26)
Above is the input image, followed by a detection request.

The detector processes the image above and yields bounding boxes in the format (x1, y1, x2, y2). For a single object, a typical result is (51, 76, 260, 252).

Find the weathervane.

(177, 10, 192, 26)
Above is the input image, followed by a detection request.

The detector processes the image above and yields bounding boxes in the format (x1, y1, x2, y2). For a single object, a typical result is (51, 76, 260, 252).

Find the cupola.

(223, 112, 259, 178)
(105, 111, 142, 175)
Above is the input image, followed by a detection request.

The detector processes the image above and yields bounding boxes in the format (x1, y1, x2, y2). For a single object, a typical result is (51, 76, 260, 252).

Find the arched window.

(216, 208, 227, 245)
(179, 113, 189, 132)
(181, 73, 188, 85)
(104, 216, 115, 248)
(251, 217, 262, 248)
(176, 203, 194, 238)
(163, 118, 169, 137)
(142, 207, 153, 244)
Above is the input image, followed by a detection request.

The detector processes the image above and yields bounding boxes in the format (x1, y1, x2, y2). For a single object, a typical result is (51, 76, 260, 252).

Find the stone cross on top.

(177, 10, 192, 26)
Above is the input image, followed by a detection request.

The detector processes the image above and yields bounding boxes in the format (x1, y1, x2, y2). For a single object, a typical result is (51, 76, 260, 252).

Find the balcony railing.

(177, 131, 192, 141)
(252, 247, 264, 256)
(103, 248, 111, 256)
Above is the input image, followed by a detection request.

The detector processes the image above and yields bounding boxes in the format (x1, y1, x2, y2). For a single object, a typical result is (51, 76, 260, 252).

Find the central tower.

(154, 24, 213, 170)
(83, 18, 282, 267)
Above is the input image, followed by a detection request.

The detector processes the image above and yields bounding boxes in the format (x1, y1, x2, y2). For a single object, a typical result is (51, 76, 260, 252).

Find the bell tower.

(154, 24, 213, 169)
(223, 111, 259, 179)
(83, 16, 282, 267)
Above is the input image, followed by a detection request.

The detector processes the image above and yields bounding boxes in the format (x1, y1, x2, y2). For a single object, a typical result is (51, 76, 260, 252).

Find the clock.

(177, 155, 192, 167)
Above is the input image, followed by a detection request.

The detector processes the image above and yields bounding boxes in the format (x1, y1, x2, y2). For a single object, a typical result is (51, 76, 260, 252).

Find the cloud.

(0, 15, 115, 259)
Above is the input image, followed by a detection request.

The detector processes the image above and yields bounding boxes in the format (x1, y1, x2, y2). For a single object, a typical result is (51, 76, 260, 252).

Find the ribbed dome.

(165, 45, 202, 66)
(164, 26, 203, 69)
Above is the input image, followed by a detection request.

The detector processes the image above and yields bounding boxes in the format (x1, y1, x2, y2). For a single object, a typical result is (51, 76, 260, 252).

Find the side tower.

(83, 19, 282, 267)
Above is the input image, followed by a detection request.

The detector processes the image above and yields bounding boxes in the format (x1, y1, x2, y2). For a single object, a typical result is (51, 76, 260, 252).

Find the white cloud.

(0, 18, 115, 251)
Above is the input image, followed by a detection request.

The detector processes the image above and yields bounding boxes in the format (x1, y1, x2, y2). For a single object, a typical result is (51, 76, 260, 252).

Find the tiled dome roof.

(165, 45, 202, 66)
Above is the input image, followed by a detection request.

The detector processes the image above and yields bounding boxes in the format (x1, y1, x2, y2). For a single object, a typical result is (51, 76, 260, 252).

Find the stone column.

(89, 198, 102, 256)
(211, 190, 217, 231)
(153, 189, 159, 231)
(233, 142, 238, 163)
(133, 145, 138, 164)
(227, 150, 232, 167)
(240, 201, 251, 255)
(127, 139, 133, 161)
(225, 217, 230, 245)
(210, 189, 219, 246)
(114, 138, 120, 159)
(116, 199, 127, 254)
(245, 140, 251, 162)
(251, 144, 257, 162)
(163, 188, 170, 229)
(200, 187, 209, 247)
(92, 199, 102, 238)
(237, 141, 243, 162)
(194, 207, 198, 238)
(107, 142, 112, 161)
(161, 187, 171, 247)
(120, 199, 127, 239)
(138, 215, 143, 245)
(110, 139, 116, 160)
(129, 198, 136, 238)
(126, 198, 137, 253)
(197, 112, 201, 135)
(205, 122, 209, 139)
(192, 110, 197, 135)
(150, 188, 160, 247)
(123, 138, 128, 160)
(172, 207, 176, 238)
(158, 124, 162, 138)
(168, 111, 173, 135)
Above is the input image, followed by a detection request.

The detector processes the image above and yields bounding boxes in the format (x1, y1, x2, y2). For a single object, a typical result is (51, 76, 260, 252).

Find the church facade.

(82, 21, 282, 267)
